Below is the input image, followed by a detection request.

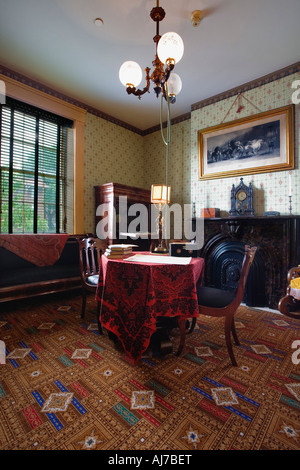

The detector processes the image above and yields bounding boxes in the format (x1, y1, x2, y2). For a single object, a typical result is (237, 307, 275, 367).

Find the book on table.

(104, 244, 137, 259)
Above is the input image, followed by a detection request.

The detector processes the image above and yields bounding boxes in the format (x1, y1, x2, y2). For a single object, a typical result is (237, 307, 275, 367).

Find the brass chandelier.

(119, 1, 184, 103)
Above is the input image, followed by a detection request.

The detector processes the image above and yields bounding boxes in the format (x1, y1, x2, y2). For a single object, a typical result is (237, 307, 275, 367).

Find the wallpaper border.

(1, 61, 299, 136)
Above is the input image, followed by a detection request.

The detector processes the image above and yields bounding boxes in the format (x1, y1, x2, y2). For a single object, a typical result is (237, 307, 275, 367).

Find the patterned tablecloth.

(96, 252, 204, 363)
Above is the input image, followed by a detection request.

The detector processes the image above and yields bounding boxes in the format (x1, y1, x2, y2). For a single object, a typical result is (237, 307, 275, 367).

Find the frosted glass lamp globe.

(157, 32, 184, 65)
(119, 61, 142, 88)
(167, 73, 182, 97)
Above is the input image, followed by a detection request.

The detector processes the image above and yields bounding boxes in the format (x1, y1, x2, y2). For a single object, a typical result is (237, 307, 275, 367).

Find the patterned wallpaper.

(84, 113, 144, 232)
(143, 121, 190, 206)
(84, 70, 299, 233)
(190, 72, 300, 217)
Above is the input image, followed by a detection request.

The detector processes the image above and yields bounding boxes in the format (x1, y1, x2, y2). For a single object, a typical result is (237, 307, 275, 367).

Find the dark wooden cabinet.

(94, 182, 152, 250)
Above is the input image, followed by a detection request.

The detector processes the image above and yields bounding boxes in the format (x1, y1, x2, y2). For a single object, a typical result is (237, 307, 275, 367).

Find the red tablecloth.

(0, 234, 69, 266)
(96, 253, 204, 363)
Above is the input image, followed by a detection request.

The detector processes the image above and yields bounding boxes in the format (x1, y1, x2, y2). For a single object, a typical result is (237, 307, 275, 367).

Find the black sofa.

(0, 235, 82, 303)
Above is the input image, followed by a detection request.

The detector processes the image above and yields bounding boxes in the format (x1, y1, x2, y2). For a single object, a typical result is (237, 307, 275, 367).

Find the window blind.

(0, 97, 73, 233)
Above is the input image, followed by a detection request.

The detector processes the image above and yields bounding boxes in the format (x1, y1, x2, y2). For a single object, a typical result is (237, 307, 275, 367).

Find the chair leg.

(176, 317, 186, 356)
(225, 316, 237, 366)
(231, 317, 240, 346)
(187, 317, 197, 334)
(96, 301, 103, 335)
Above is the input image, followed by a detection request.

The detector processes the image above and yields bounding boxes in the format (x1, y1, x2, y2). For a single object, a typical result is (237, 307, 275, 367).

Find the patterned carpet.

(0, 292, 299, 452)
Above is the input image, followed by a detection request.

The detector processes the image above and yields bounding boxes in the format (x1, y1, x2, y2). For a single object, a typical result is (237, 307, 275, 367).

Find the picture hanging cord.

(220, 93, 262, 123)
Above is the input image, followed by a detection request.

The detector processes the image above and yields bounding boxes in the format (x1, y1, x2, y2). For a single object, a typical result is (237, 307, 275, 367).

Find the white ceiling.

(0, 0, 299, 131)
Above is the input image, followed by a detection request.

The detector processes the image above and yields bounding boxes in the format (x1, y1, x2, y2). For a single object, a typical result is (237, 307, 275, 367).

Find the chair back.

(232, 245, 257, 309)
(78, 237, 107, 282)
(287, 266, 300, 284)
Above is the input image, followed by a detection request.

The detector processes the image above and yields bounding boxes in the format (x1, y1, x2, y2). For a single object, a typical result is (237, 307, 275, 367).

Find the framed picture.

(198, 104, 294, 180)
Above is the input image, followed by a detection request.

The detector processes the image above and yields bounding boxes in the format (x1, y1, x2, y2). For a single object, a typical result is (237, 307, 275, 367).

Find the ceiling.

(0, 0, 299, 131)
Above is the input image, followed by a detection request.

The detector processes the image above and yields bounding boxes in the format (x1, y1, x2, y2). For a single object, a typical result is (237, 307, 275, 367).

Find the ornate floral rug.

(0, 293, 299, 451)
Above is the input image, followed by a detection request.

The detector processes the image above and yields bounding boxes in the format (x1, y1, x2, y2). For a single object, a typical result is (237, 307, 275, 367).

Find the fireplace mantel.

(194, 215, 300, 309)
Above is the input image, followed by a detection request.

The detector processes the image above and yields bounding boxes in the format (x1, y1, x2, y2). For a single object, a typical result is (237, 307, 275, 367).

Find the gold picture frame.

(198, 104, 294, 180)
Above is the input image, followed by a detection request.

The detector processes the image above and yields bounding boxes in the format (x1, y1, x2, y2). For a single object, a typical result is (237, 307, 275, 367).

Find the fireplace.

(197, 216, 300, 309)
(202, 238, 265, 307)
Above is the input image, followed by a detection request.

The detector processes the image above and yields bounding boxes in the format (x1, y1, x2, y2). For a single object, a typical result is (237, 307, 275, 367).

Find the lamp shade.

(157, 32, 184, 65)
(167, 73, 182, 97)
(151, 184, 171, 204)
(119, 61, 143, 88)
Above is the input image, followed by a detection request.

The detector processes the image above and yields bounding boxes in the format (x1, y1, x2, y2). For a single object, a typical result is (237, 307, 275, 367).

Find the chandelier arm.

(161, 63, 174, 86)
(126, 85, 149, 98)
(126, 67, 151, 99)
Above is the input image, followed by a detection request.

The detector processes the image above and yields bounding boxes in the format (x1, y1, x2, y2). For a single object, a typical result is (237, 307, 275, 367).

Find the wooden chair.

(278, 266, 300, 319)
(78, 237, 107, 333)
(180, 245, 257, 366)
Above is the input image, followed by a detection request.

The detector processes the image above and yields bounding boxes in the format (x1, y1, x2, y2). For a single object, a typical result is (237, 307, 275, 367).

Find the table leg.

(176, 317, 186, 356)
(150, 317, 174, 356)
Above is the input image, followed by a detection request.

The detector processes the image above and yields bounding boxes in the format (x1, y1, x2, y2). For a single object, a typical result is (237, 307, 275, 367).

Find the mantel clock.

(229, 177, 254, 217)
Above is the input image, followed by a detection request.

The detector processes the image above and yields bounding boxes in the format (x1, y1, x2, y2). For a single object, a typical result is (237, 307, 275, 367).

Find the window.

(0, 97, 73, 233)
